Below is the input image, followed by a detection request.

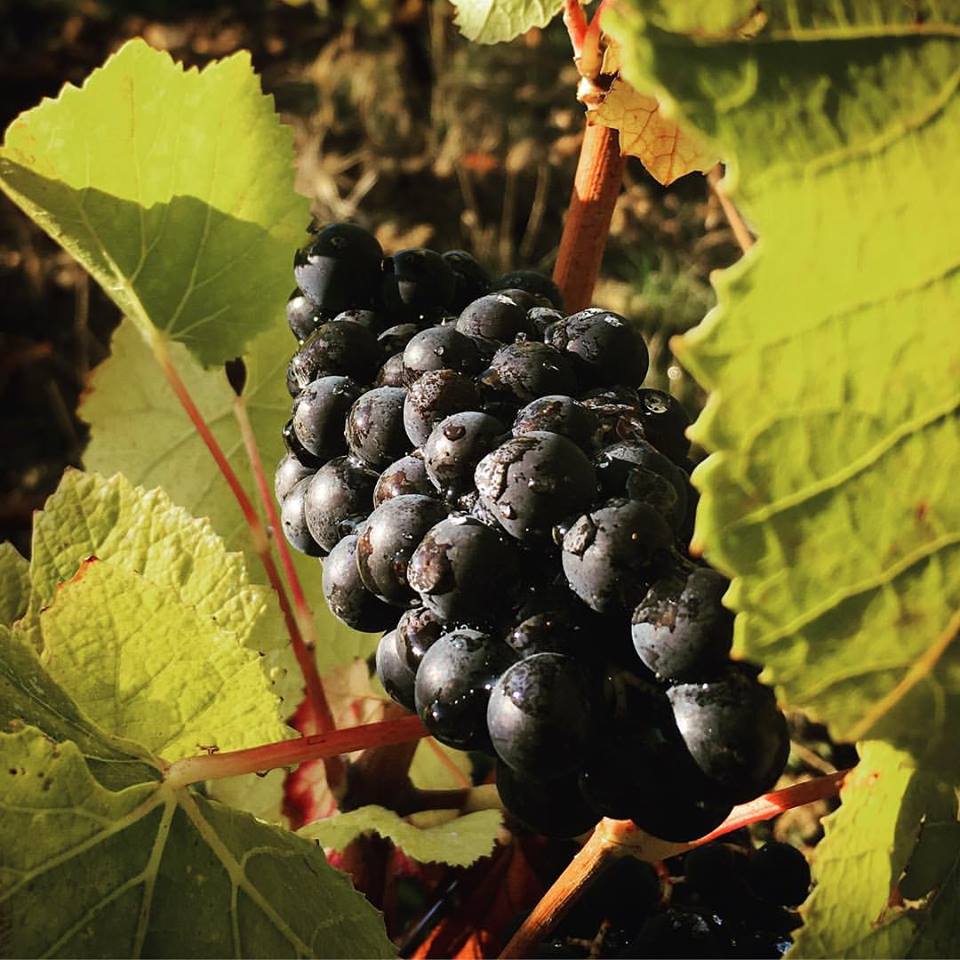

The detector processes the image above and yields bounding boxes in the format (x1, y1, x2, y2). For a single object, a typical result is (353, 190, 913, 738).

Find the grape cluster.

(533, 838, 810, 958)
(276, 222, 789, 842)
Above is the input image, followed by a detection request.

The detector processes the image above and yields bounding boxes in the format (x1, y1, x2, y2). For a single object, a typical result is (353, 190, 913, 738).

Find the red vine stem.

(552, 121, 625, 312)
(164, 714, 429, 789)
(231, 397, 336, 732)
(151, 334, 343, 788)
(500, 770, 851, 958)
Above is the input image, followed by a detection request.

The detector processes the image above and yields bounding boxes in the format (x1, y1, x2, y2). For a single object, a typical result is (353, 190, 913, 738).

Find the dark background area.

(0, 0, 741, 556)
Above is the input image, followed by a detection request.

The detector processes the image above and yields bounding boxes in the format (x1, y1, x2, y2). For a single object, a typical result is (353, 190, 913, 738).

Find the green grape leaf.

(300, 804, 503, 866)
(81, 319, 379, 674)
(38, 558, 289, 762)
(900, 821, 960, 901)
(0, 542, 29, 626)
(28, 469, 269, 647)
(450, 0, 563, 44)
(0, 38, 307, 367)
(1, 726, 394, 957)
(791, 742, 955, 959)
(409, 736, 473, 791)
(606, 1, 960, 773)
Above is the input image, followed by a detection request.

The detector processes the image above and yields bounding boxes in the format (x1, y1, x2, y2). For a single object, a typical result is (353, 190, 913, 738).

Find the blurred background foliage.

(0, 0, 739, 555)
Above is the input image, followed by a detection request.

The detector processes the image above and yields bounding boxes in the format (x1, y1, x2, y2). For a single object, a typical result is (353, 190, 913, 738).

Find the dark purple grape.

(275, 452, 315, 503)
(282, 418, 324, 469)
(478, 342, 577, 405)
(294, 223, 383, 313)
(281, 476, 322, 556)
(289, 321, 381, 390)
(374, 353, 407, 387)
(580, 387, 642, 446)
(303, 456, 377, 553)
(408, 516, 520, 621)
(345, 386, 410, 470)
(423, 412, 505, 498)
(474, 431, 597, 542)
(561, 500, 675, 613)
(382, 248, 456, 316)
(395, 606, 446, 672)
(545, 309, 648, 387)
(332, 308, 384, 332)
(487, 653, 594, 779)
(402, 326, 482, 384)
(507, 607, 584, 659)
(634, 389, 692, 464)
(374, 453, 434, 506)
(376, 629, 416, 711)
(378, 323, 421, 357)
(292, 376, 362, 459)
(746, 842, 811, 908)
(631, 567, 733, 681)
(496, 288, 547, 311)
(414, 627, 516, 750)
(455, 293, 532, 343)
(322, 534, 396, 632)
(443, 250, 491, 311)
(355, 494, 448, 604)
(495, 761, 599, 838)
(528, 306, 564, 338)
(667, 665, 790, 804)
(684, 843, 752, 911)
(287, 289, 325, 341)
(492, 270, 563, 309)
(403, 369, 482, 447)
(513, 396, 600, 451)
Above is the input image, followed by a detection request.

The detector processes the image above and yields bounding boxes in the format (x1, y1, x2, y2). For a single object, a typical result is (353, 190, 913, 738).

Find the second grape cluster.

(276, 222, 789, 841)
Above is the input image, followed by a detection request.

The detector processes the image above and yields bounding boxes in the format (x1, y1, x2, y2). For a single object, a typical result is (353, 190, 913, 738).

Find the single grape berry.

(495, 761, 599, 838)
(395, 605, 446, 672)
(374, 453, 435, 506)
(478, 342, 578, 405)
(513, 395, 600, 451)
(303, 457, 377, 553)
(487, 653, 595, 779)
(423, 411, 505, 498)
(561, 500, 675, 613)
(293, 222, 383, 313)
(667, 664, 790, 804)
(402, 326, 482, 384)
(280, 476, 323, 556)
(507, 608, 583, 659)
(322, 534, 396, 632)
(633, 388, 692, 464)
(292, 376, 363, 460)
(275, 452, 315, 503)
(287, 289, 325, 341)
(528, 306, 565, 338)
(545, 309, 649, 387)
(580, 386, 642, 446)
(408, 515, 520, 621)
(443, 250, 491, 311)
(492, 270, 563, 309)
(381, 248, 456, 316)
(403, 369, 482, 447)
(332, 308, 384, 332)
(282, 418, 324, 469)
(594, 439, 689, 518)
(683, 843, 752, 911)
(474, 431, 597, 542)
(414, 627, 516, 750)
(746, 842, 811, 908)
(631, 567, 733, 681)
(374, 353, 407, 388)
(455, 293, 531, 343)
(355, 494, 448, 604)
(345, 386, 410, 470)
(376, 629, 417, 711)
(378, 322, 421, 357)
(289, 321, 381, 391)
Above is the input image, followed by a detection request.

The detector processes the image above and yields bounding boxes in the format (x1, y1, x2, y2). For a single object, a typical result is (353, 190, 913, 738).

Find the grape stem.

(499, 769, 851, 959)
(164, 714, 429, 790)
(231, 393, 345, 791)
(149, 333, 344, 789)
(553, 122, 625, 312)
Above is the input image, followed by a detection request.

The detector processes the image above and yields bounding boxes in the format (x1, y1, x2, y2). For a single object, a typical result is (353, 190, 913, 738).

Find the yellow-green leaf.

(301, 804, 503, 866)
(0, 542, 29, 626)
(450, 0, 563, 44)
(0, 38, 307, 366)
